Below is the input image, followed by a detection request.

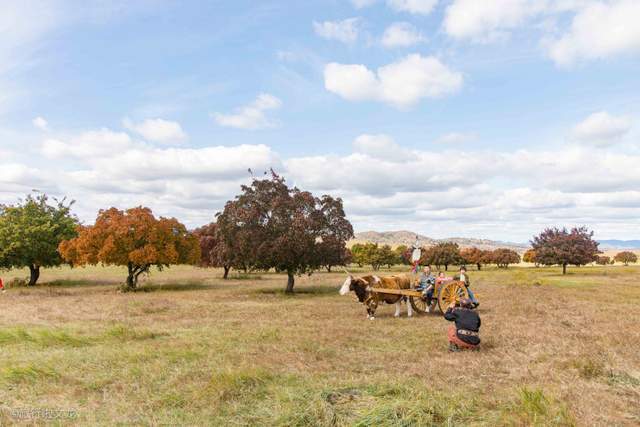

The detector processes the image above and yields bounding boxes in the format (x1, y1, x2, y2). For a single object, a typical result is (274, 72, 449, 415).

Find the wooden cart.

(368, 280, 470, 314)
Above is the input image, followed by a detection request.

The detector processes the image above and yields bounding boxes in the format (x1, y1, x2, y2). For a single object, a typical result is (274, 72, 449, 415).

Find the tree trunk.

(285, 272, 295, 294)
(477, 263, 482, 271)
(28, 265, 40, 286)
(126, 263, 142, 290)
(562, 263, 567, 274)
(326, 266, 332, 273)
(223, 265, 230, 279)
(444, 264, 448, 271)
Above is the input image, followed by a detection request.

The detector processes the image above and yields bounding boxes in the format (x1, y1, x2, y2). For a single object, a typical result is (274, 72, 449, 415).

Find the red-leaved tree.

(216, 173, 353, 292)
(530, 227, 599, 274)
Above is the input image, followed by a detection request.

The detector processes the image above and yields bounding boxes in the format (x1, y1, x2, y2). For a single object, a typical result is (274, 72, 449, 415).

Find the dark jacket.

(444, 307, 481, 345)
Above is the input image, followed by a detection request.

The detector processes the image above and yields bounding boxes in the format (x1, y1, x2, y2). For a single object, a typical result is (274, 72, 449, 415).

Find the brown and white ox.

(339, 274, 413, 320)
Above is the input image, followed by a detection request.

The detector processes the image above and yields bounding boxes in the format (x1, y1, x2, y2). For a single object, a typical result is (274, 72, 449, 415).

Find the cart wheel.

(437, 281, 469, 313)
(409, 296, 430, 314)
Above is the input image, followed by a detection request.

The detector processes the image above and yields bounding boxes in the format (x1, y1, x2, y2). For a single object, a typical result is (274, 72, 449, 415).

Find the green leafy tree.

(0, 193, 78, 286)
(395, 245, 411, 265)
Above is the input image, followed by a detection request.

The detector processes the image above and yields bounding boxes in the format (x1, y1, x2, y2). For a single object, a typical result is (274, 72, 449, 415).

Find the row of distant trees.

(0, 173, 353, 293)
(523, 248, 638, 267)
(350, 242, 521, 271)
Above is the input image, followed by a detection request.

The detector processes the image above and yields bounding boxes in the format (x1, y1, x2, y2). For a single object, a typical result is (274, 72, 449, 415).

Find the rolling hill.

(350, 231, 528, 251)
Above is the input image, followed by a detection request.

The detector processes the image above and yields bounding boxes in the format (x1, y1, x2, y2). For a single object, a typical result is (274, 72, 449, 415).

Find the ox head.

(339, 275, 378, 302)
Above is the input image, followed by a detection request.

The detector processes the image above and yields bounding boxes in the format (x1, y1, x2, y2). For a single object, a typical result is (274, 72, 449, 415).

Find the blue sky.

(2, 0, 640, 242)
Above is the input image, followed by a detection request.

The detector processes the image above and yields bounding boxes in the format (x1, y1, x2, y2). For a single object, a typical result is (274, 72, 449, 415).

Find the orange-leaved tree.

(59, 207, 200, 290)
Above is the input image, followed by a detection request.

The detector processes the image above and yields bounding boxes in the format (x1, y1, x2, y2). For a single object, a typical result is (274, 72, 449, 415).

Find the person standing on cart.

(455, 266, 478, 308)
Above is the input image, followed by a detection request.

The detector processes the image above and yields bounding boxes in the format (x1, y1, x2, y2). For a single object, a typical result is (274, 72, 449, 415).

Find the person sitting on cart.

(454, 266, 478, 308)
(416, 266, 436, 302)
(444, 298, 481, 352)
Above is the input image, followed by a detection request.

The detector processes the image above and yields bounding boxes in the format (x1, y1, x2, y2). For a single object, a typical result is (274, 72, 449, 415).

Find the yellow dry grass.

(0, 264, 638, 425)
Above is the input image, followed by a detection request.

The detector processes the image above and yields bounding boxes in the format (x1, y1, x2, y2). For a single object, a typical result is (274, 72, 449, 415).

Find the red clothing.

(0, 278, 4, 290)
(447, 324, 479, 350)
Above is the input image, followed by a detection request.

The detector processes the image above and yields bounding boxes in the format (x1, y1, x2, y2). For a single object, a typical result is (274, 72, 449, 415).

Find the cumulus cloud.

(381, 22, 425, 47)
(324, 54, 463, 108)
(5, 127, 640, 239)
(122, 117, 187, 144)
(571, 111, 631, 147)
(213, 94, 282, 130)
(32, 116, 49, 131)
(547, 0, 640, 66)
(443, 0, 546, 42)
(313, 18, 362, 44)
(41, 128, 134, 159)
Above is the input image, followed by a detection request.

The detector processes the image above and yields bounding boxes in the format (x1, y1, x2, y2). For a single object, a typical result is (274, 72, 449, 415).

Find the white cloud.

(42, 128, 134, 159)
(547, 0, 640, 66)
(324, 54, 463, 108)
(313, 18, 362, 44)
(571, 111, 632, 147)
(381, 22, 425, 47)
(387, 0, 438, 15)
(122, 117, 187, 144)
(443, 0, 545, 42)
(32, 116, 49, 131)
(213, 94, 282, 130)
(353, 134, 413, 162)
(434, 132, 476, 144)
(5, 127, 640, 239)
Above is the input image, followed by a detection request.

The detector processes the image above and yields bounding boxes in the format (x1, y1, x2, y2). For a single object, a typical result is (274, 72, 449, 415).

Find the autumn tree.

(492, 248, 521, 268)
(0, 193, 78, 286)
(318, 238, 352, 272)
(530, 227, 599, 274)
(460, 247, 485, 270)
(595, 255, 611, 266)
(193, 222, 236, 279)
(614, 251, 638, 266)
(422, 242, 463, 271)
(523, 249, 538, 266)
(59, 207, 200, 290)
(216, 173, 353, 293)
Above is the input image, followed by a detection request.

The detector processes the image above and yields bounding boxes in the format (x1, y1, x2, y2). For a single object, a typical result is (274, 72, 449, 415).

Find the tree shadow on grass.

(138, 282, 228, 293)
(42, 279, 120, 288)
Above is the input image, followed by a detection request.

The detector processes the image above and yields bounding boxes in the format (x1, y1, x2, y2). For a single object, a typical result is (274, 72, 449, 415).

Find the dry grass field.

(0, 264, 639, 426)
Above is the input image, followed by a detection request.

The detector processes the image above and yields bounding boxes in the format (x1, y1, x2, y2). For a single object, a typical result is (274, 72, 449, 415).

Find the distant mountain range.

(351, 231, 528, 251)
(598, 240, 640, 250)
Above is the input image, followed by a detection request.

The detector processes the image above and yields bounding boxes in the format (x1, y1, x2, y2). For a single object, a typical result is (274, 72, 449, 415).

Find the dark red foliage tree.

(216, 172, 353, 293)
(531, 227, 600, 274)
(193, 222, 236, 279)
